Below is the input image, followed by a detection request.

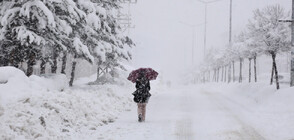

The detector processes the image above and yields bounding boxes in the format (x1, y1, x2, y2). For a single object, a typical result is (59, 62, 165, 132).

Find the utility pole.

(192, 27, 196, 65)
(229, 0, 232, 43)
(179, 21, 205, 65)
(204, 4, 207, 56)
(278, 0, 294, 87)
(117, 0, 137, 34)
(228, 0, 233, 83)
(292, 0, 294, 87)
(197, 0, 223, 58)
(179, 21, 197, 65)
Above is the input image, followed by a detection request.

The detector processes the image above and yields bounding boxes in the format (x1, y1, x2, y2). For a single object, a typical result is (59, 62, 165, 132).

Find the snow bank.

(0, 67, 133, 139)
(30, 74, 68, 92)
(0, 66, 29, 84)
(0, 67, 68, 106)
(0, 84, 132, 140)
(0, 66, 31, 106)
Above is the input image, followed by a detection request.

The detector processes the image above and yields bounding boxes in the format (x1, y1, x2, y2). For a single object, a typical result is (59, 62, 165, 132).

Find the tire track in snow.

(201, 89, 266, 140)
(174, 92, 194, 140)
(175, 119, 193, 140)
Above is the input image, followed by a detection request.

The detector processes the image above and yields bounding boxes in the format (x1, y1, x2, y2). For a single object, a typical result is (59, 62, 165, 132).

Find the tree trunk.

(208, 70, 210, 82)
(215, 69, 217, 82)
(9, 50, 18, 68)
(203, 72, 206, 83)
(216, 68, 219, 82)
(27, 63, 34, 76)
(96, 67, 101, 82)
(292, 50, 294, 86)
(249, 58, 252, 83)
(10, 55, 19, 68)
(51, 51, 58, 73)
(69, 58, 77, 87)
(1, 57, 8, 66)
(40, 59, 46, 74)
(212, 70, 215, 82)
(224, 66, 227, 82)
(233, 61, 235, 82)
(270, 62, 275, 85)
(221, 66, 224, 82)
(290, 1, 294, 87)
(254, 56, 257, 82)
(272, 53, 280, 90)
(228, 63, 231, 83)
(61, 51, 67, 74)
(206, 71, 208, 82)
(26, 54, 35, 76)
(0, 56, 2, 67)
(239, 58, 243, 83)
(212, 69, 215, 82)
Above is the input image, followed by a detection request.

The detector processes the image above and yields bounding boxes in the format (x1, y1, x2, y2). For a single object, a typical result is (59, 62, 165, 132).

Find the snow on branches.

(247, 4, 291, 55)
(20, 0, 56, 28)
(0, 0, 135, 86)
(73, 37, 94, 63)
(197, 4, 291, 89)
(13, 26, 46, 46)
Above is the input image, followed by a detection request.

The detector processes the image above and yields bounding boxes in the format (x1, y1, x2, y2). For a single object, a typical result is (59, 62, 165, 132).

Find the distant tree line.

(197, 4, 291, 90)
(0, 0, 135, 86)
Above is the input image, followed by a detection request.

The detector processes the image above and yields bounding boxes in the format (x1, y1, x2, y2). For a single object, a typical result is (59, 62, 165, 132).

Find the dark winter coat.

(133, 77, 151, 103)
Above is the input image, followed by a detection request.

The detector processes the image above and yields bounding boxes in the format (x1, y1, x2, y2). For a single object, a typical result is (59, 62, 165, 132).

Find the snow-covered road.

(1, 68, 293, 139)
(92, 86, 266, 140)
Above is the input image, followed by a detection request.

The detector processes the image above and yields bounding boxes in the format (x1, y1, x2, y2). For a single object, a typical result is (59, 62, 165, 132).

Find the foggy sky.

(128, 0, 290, 82)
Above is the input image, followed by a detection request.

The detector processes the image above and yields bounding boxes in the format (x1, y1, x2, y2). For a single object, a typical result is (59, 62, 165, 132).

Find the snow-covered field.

(1, 66, 294, 140)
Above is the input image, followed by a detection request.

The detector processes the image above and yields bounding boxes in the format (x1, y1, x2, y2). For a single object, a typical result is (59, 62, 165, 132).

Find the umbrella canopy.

(127, 68, 158, 83)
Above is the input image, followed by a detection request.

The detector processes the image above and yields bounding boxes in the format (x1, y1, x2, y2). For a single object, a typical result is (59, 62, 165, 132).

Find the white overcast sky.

(127, 0, 290, 82)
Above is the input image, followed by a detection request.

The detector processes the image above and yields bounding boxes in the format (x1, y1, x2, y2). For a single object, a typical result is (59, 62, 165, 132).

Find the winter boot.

(138, 114, 143, 122)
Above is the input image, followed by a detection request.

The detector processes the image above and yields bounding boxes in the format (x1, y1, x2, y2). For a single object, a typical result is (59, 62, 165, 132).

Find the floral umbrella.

(127, 68, 158, 83)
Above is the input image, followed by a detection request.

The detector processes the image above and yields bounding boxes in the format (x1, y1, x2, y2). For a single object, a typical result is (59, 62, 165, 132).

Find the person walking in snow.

(133, 72, 151, 122)
(127, 68, 158, 122)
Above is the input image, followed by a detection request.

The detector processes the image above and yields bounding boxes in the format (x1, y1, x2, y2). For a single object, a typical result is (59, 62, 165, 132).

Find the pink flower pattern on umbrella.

(127, 68, 158, 83)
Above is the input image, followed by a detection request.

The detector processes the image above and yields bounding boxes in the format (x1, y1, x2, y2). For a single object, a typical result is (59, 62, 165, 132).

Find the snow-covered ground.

(1, 66, 294, 140)
(90, 83, 294, 140)
(0, 67, 134, 139)
(200, 83, 294, 140)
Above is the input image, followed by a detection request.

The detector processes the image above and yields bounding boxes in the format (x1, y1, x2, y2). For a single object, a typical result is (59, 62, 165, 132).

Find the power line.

(134, 9, 205, 28)
(178, 21, 205, 27)
(178, 21, 205, 65)
(196, 0, 226, 4)
(195, 0, 226, 58)
(117, 0, 138, 34)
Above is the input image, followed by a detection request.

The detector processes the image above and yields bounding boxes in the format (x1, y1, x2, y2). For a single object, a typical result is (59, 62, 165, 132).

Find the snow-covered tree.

(0, 0, 91, 76)
(232, 32, 248, 83)
(203, 48, 217, 82)
(74, 0, 134, 84)
(0, 0, 134, 86)
(240, 30, 263, 83)
(0, 0, 62, 76)
(247, 4, 291, 89)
